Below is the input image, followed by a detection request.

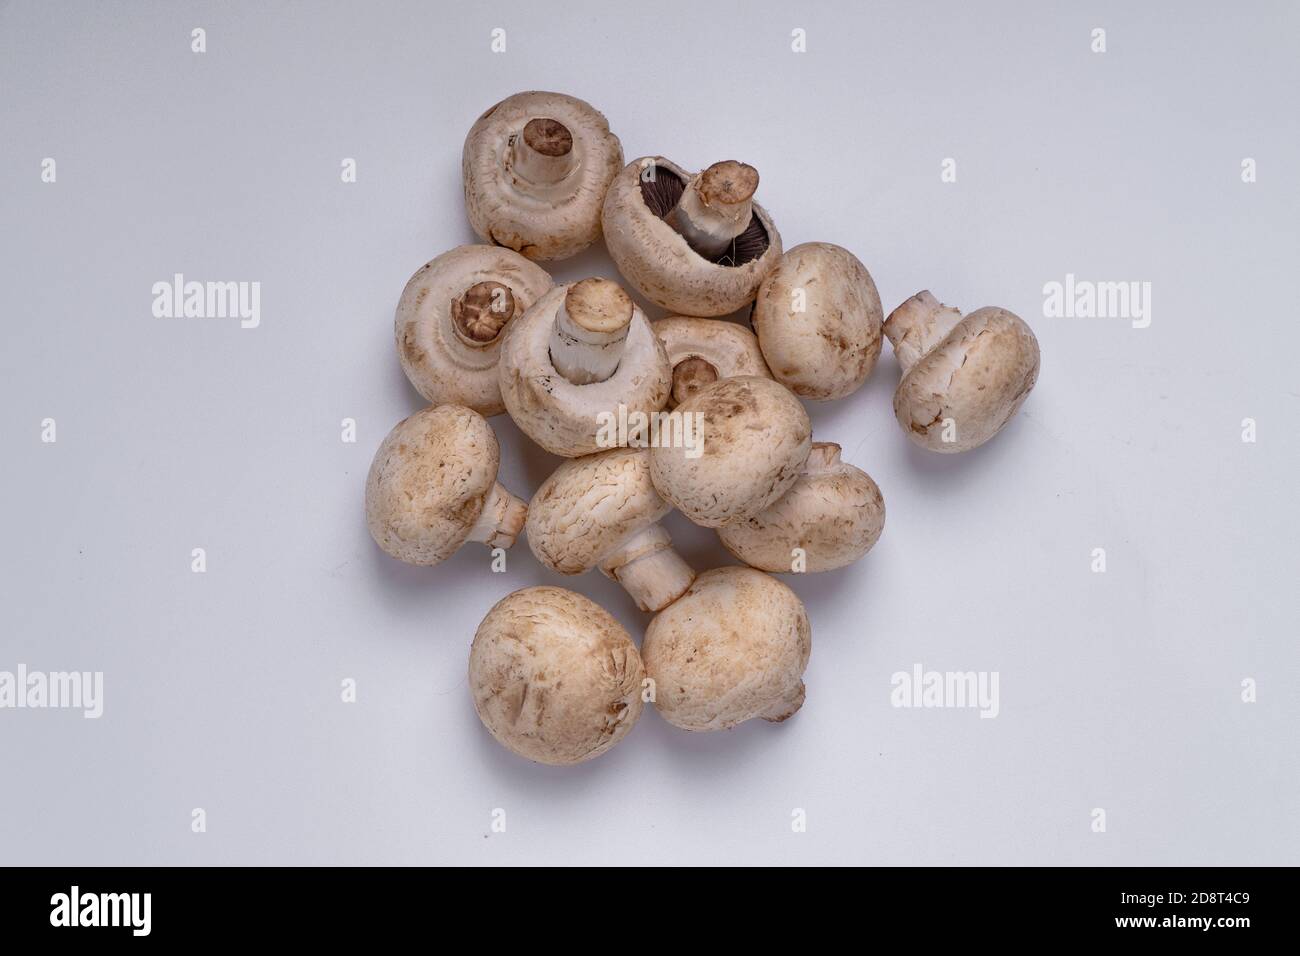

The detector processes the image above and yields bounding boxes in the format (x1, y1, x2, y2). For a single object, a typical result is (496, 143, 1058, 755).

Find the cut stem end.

(512, 117, 577, 185)
(884, 290, 964, 373)
(452, 281, 515, 346)
(671, 357, 719, 407)
(549, 278, 634, 385)
(467, 483, 528, 549)
(668, 160, 759, 258)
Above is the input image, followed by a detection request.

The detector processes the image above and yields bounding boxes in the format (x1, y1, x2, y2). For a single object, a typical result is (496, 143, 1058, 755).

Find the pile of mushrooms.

(367, 90, 1042, 766)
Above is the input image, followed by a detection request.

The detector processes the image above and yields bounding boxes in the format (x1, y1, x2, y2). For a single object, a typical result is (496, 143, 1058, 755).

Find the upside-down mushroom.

(462, 91, 623, 261)
(498, 278, 671, 457)
(602, 157, 783, 316)
(395, 245, 552, 416)
(653, 315, 772, 408)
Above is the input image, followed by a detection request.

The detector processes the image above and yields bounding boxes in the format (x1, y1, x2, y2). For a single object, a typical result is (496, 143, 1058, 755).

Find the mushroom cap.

(395, 245, 553, 416)
(462, 91, 623, 261)
(892, 306, 1040, 453)
(526, 448, 669, 575)
(499, 283, 672, 457)
(718, 443, 885, 572)
(602, 157, 783, 316)
(642, 567, 811, 731)
(650, 376, 811, 528)
(653, 316, 772, 407)
(365, 405, 502, 565)
(752, 242, 883, 401)
(469, 586, 645, 765)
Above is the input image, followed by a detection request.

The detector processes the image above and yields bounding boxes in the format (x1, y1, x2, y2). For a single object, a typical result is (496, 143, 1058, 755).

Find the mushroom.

(649, 376, 811, 528)
(526, 448, 695, 612)
(365, 404, 527, 565)
(462, 91, 623, 261)
(653, 315, 772, 408)
(498, 277, 672, 457)
(885, 291, 1041, 453)
(469, 586, 645, 765)
(751, 242, 883, 401)
(602, 156, 783, 316)
(395, 245, 553, 416)
(718, 442, 885, 573)
(641, 567, 811, 731)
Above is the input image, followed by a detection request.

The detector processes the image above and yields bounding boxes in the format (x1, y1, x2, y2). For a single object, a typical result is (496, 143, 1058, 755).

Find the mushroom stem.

(451, 281, 516, 347)
(884, 291, 963, 374)
(670, 357, 719, 407)
(803, 442, 843, 474)
(760, 680, 806, 722)
(511, 117, 577, 185)
(667, 161, 759, 258)
(466, 482, 528, 549)
(598, 524, 695, 613)
(548, 278, 634, 385)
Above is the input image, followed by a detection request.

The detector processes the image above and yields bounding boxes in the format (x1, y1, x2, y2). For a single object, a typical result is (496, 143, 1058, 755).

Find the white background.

(1, 0, 1297, 865)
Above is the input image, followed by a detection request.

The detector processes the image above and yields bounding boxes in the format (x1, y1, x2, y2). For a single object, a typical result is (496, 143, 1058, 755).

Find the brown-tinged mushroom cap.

(365, 405, 527, 565)
(752, 242, 883, 401)
(462, 91, 623, 261)
(526, 448, 695, 612)
(885, 292, 1041, 453)
(649, 376, 811, 528)
(498, 280, 672, 457)
(395, 245, 553, 416)
(602, 156, 783, 317)
(718, 442, 885, 573)
(641, 567, 811, 731)
(469, 586, 645, 765)
(653, 316, 773, 408)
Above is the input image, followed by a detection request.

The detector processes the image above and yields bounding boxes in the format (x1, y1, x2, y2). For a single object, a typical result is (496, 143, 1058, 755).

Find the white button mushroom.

(526, 448, 696, 612)
(642, 567, 811, 731)
(752, 242, 884, 401)
(469, 586, 645, 765)
(602, 156, 783, 317)
(649, 376, 811, 528)
(498, 277, 672, 457)
(718, 442, 885, 573)
(365, 405, 527, 566)
(395, 245, 553, 416)
(885, 291, 1041, 453)
(653, 315, 772, 408)
(462, 91, 623, 261)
